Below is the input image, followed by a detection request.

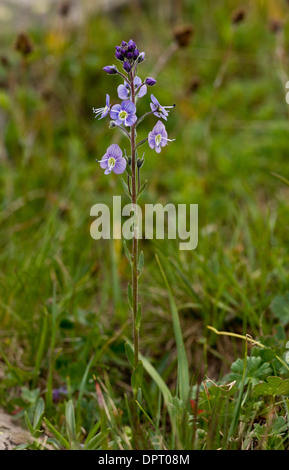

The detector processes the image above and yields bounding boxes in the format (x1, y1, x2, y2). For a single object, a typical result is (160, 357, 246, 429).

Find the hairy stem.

(130, 72, 139, 370)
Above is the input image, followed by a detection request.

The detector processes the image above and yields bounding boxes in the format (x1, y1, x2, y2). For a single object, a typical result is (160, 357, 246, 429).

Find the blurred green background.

(0, 0, 289, 417)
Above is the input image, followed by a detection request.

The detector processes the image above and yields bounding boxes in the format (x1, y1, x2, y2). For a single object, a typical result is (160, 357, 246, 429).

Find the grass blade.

(156, 254, 190, 404)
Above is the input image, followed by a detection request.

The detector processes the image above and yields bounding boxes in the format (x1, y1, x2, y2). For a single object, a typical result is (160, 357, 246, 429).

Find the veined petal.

(110, 104, 121, 120)
(101, 108, 109, 118)
(134, 76, 142, 87)
(153, 120, 166, 135)
(151, 94, 159, 107)
(117, 84, 129, 100)
(124, 114, 137, 127)
(113, 157, 126, 174)
(105, 94, 110, 106)
(148, 132, 155, 149)
(99, 155, 109, 169)
(155, 145, 162, 153)
(138, 84, 147, 98)
(121, 99, 136, 114)
(107, 144, 122, 160)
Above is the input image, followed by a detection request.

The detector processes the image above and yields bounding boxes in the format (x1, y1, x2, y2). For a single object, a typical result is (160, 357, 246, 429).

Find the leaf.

(121, 178, 131, 199)
(156, 255, 190, 403)
(65, 400, 77, 442)
(137, 251, 144, 277)
(136, 180, 148, 201)
(125, 340, 173, 420)
(253, 376, 289, 397)
(125, 341, 135, 368)
(271, 293, 289, 326)
(125, 164, 132, 177)
(24, 411, 35, 436)
(131, 361, 143, 392)
(33, 397, 45, 431)
(127, 283, 133, 309)
(123, 240, 132, 265)
(43, 417, 70, 449)
(136, 303, 142, 330)
(229, 356, 272, 387)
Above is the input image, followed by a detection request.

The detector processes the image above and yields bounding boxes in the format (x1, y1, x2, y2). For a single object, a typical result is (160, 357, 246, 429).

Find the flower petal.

(148, 132, 155, 149)
(133, 76, 142, 88)
(121, 100, 136, 114)
(117, 84, 129, 100)
(107, 144, 122, 159)
(113, 157, 127, 174)
(124, 114, 137, 127)
(99, 155, 109, 169)
(153, 120, 166, 135)
(151, 94, 159, 107)
(138, 84, 147, 98)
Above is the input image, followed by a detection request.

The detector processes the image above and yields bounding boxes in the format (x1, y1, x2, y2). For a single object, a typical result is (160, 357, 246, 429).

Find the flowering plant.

(94, 39, 175, 405)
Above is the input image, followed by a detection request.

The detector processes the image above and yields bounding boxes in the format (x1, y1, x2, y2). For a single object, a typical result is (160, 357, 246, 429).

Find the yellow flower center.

(155, 134, 162, 145)
(108, 157, 116, 168)
(119, 110, 128, 120)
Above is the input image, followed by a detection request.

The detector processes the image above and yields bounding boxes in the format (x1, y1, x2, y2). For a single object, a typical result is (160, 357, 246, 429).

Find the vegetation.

(1, 0, 289, 450)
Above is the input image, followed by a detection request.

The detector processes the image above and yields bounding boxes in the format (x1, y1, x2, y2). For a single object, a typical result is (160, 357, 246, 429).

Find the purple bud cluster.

(115, 39, 144, 73)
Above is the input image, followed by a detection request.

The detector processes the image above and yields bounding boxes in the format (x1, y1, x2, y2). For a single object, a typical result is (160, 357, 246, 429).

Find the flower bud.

(137, 158, 145, 168)
(127, 39, 136, 51)
(133, 48, 139, 59)
(115, 51, 124, 60)
(103, 65, 118, 74)
(123, 61, 132, 72)
(137, 52, 145, 63)
(145, 77, 156, 86)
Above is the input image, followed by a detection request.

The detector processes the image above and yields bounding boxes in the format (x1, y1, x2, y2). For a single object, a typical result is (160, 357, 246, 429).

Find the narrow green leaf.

(43, 417, 70, 449)
(123, 240, 132, 265)
(24, 411, 35, 436)
(156, 254, 190, 404)
(85, 421, 101, 445)
(125, 341, 135, 368)
(137, 180, 148, 201)
(121, 178, 131, 199)
(125, 165, 132, 177)
(84, 432, 108, 450)
(136, 303, 142, 330)
(33, 397, 45, 431)
(127, 283, 133, 309)
(125, 340, 173, 421)
(65, 400, 77, 442)
(137, 251, 144, 277)
(33, 313, 48, 386)
(77, 355, 95, 415)
(131, 361, 144, 391)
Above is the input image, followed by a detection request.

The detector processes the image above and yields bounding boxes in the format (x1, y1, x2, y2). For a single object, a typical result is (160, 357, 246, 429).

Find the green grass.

(1, 0, 289, 450)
